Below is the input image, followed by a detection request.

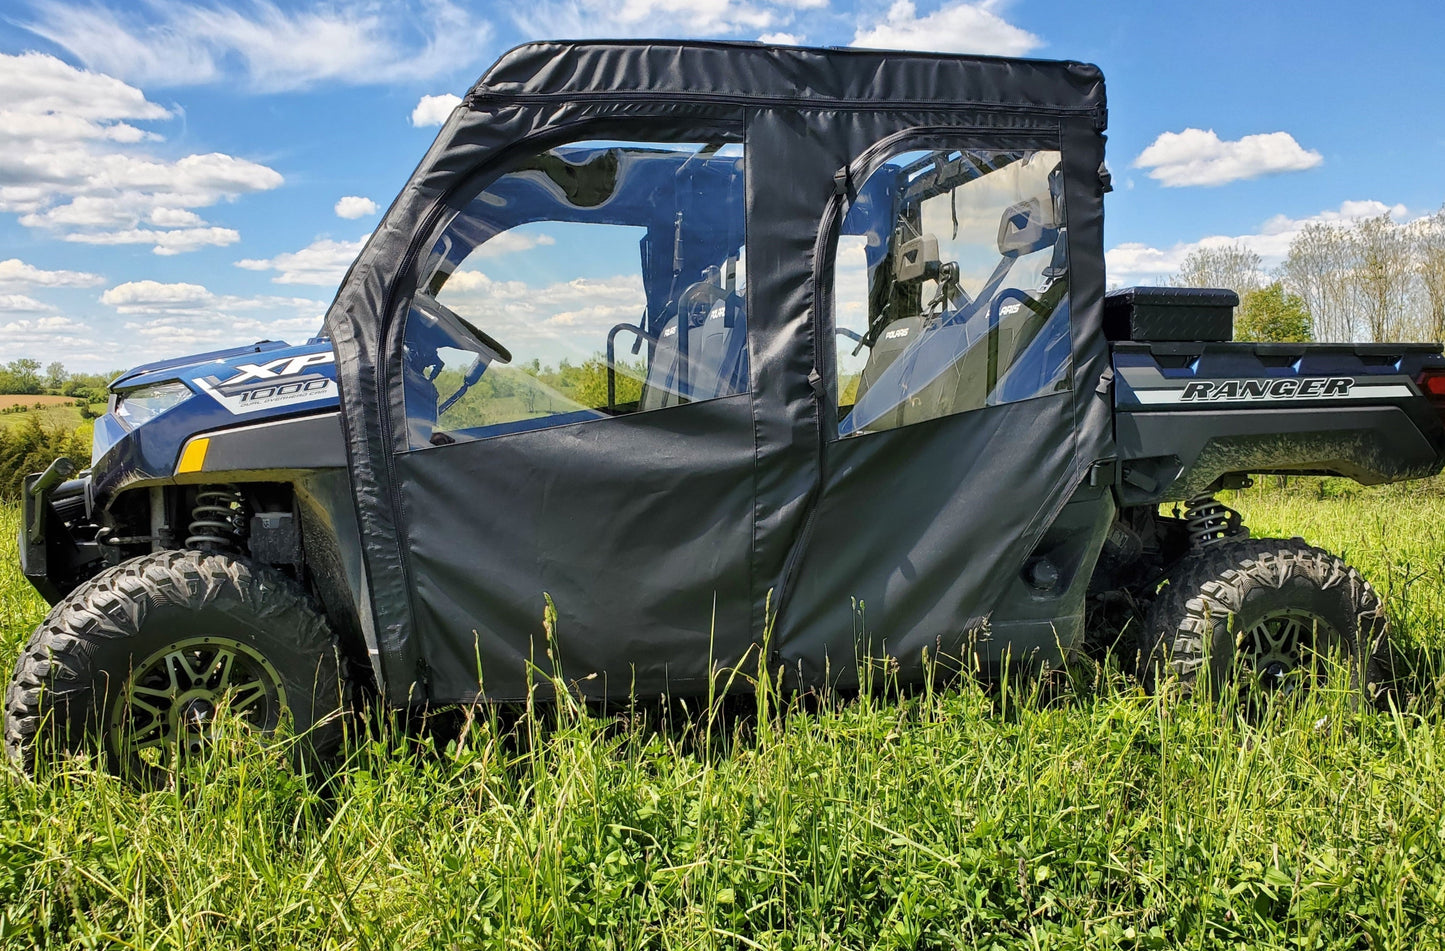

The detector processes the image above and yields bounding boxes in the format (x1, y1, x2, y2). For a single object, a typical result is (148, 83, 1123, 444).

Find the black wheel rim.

(109, 636, 287, 769)
(1235, 609, 1343, 698)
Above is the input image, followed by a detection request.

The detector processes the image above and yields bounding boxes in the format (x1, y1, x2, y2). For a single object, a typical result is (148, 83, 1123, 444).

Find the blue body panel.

(109, 340, 294, 390)
(91, 339, 340, 507)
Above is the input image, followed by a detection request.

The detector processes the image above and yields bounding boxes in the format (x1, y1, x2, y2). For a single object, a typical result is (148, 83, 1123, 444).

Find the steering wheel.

(412, 291, 512, 365)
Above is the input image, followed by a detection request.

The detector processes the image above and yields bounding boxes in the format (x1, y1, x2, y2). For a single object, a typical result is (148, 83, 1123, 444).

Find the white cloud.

(1105, 199, 1410, 286)
(411, 94, 462, 128)
(851, 0, 1042, 56)
(759, 32, 802, 44)
(65, 226, 242, 255)
(237, 235, 370, 287)
(236, 223, 561, 292)
(94, 279, 327, 355)
(149, 207, 206, 227)
(21, 0, 494, 92)
(0, 317, 89, 356)
(0, 258, 104, 290)
(334, 195, 378, 219)
(470, 231, 556, 258)
(1133, 128, 1323, 188)
(0, 294, 57, 314)
(0, 52, 283, 254)
(0, 50, 170, 121)
(100, 280, 213, 309)
(439, 269, 646, 353)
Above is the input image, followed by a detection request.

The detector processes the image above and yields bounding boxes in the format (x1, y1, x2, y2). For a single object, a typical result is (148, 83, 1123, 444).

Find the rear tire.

(5, 549, 345, 782)
(1139, 538, 1392, 705)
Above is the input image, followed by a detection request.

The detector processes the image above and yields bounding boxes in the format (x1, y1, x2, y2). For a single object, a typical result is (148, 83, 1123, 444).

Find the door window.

(833, 148, 1070, 436)
(402, 140, 748, 449)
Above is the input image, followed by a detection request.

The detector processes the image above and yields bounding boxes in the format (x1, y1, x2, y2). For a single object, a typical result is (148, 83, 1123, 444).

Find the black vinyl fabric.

(322, 40, 1109, 703)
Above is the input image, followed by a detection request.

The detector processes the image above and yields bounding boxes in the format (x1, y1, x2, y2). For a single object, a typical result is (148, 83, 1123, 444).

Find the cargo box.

(1103, 286, 1237, 342)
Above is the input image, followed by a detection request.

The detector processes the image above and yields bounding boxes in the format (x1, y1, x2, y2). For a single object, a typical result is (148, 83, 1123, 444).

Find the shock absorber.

(1183, 493, 1248, 549)
(186, 485, 248, 553)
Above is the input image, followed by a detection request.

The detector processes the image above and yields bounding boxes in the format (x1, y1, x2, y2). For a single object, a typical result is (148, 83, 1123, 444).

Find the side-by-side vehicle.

(10, 40, 1445, 774)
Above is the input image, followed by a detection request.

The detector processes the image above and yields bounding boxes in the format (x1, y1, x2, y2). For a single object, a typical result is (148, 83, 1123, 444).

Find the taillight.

(1416, 367, 1445, 425)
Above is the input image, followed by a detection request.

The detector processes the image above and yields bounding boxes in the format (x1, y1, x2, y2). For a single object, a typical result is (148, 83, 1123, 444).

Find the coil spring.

(186, 485, 247, 553)
(1183, 493, 1248, 549)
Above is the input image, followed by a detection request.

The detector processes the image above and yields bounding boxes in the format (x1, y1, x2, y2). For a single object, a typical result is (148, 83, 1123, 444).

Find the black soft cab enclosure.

(21, 41, 1444, 779)
(321, 40, 1112, 703)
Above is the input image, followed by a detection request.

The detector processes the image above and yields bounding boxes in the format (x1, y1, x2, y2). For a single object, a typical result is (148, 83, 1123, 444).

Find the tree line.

(1168, 205, 1445, 344)
(0, 359, 116, 499)
(0, 358, 117, 408)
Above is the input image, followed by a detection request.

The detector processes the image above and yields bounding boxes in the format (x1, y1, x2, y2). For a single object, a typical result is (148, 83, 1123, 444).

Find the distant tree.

(1411, 206, 1445, 342)
(0, 358, 43, 395)
(1235, 282, 1312, 343)
(1280, 222, 1354, 341)
(61, 370, 114, 406)
(1351, 213, 1413, 342)
(45, 361, 67, 390)
(1170, 243, 1263, 297)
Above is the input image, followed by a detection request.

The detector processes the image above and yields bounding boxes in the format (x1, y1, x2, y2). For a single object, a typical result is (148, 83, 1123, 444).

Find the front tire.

(1139, 538, 1392, 704)
(5, 549, 345, 780)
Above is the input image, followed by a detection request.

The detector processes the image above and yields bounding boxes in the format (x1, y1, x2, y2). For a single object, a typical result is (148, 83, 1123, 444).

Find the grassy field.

(0, 397, 102, 433)
(3, 484, 1445, 949)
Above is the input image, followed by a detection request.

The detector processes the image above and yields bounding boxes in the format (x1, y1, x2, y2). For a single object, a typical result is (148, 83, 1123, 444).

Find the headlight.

(115, 381, 192, 427)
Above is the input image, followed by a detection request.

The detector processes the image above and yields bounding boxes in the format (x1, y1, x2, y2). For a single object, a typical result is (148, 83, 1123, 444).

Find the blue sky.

(1, 0, 1440, 371)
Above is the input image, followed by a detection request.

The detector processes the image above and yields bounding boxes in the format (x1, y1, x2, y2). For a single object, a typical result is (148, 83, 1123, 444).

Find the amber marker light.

(176, 437, 211, 474)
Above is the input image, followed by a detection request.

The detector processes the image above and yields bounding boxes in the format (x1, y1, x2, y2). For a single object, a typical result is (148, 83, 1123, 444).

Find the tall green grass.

(3, 485, 1445, 950)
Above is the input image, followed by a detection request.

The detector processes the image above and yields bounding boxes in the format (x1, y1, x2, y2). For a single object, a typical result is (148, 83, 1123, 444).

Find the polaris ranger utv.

(10, 40, 1445, 775)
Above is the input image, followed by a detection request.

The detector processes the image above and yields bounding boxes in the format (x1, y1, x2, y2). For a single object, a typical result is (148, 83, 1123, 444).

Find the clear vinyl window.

(401, 140, 747, 449)
(833, 148, 1070, 437)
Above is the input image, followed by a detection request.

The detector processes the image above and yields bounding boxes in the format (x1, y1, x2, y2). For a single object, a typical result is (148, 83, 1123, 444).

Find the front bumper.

(19, 462, 98, 605)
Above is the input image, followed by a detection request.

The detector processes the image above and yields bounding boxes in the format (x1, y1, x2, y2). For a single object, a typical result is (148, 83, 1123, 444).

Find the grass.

(3, 483, 1445, 949)
(0, 399, 102, 434)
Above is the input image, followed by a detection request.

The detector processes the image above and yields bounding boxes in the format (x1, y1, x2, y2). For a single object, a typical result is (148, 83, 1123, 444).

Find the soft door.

(389, 138, 758, 701)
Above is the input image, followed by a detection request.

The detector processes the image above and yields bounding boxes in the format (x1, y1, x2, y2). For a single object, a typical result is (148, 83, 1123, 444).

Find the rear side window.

(832, 148, 1070, 437)
(401, 140, 747, 449)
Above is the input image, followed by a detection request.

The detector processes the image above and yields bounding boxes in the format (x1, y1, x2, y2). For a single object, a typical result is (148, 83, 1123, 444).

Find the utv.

(10, 40, 1445, 774)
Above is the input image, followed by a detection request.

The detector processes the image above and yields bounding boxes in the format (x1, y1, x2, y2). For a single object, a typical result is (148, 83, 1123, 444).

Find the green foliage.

(1235, 282, 1313, 343)
(436, 355, 646, 431)
(4, 482, 1445, 948)
(60, 371, 113, 405)
(0, 416, 89, 500)
(1, 358, 113, 410)
(0, 358, 44, 396)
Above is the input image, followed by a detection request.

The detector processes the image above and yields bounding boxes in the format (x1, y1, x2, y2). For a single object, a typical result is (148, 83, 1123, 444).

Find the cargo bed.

(1111, 341, 1445, 503)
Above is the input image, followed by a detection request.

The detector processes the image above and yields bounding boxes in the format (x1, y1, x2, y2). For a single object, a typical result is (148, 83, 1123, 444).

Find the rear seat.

(640, 276, 748, 410)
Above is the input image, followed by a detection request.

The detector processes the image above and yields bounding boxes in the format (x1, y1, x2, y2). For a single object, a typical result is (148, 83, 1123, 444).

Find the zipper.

(468, 88, 1104, 127)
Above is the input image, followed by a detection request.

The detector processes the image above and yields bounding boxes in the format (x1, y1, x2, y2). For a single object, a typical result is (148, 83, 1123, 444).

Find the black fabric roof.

(471, 40, 1106, 124)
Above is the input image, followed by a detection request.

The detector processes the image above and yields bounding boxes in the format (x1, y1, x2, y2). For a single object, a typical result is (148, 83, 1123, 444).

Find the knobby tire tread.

(5, 549, 345, 775)
(1139, 537, 1391, 701)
